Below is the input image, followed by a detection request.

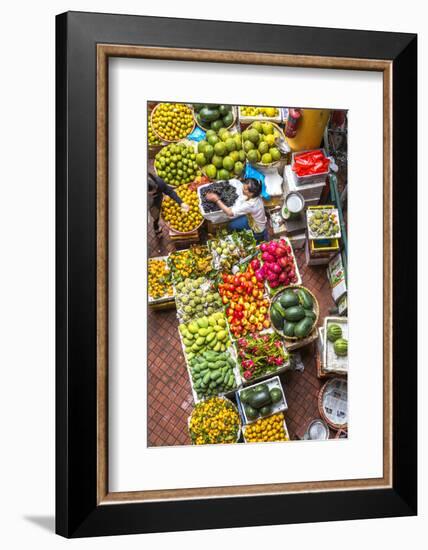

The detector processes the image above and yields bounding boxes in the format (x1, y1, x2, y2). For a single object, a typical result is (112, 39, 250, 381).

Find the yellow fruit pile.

(240, 106, 279, 118)
(148, 259, 173, 300)
(148, 114, 162, 146)
(152, 103, 194, 142)
(189, 397, 241, 445)
(168, 246, 213, 282)
(244, 413, 289, 443)
(161, 185, 203, 233)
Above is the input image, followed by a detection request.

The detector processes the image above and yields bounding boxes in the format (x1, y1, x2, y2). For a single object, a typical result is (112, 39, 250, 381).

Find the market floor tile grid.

(147, 222, 337, 447)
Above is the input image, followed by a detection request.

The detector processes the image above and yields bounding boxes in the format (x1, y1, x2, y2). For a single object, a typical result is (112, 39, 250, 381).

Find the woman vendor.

(205, 178, 268, 242)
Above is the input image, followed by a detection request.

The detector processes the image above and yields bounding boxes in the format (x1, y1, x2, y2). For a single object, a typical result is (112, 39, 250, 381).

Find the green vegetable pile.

(240, 382, 284, 421)
(189, 350, 237, 399)
(270, 287, 317, 339)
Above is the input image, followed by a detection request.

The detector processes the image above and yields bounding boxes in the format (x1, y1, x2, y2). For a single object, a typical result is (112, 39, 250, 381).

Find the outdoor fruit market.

(147, 103, 348, 446)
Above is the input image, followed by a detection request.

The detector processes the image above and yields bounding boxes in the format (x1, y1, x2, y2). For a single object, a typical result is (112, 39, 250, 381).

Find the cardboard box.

(327, 253, 347, 302)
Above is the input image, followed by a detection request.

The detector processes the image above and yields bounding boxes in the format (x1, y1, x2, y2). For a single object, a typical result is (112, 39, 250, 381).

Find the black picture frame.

(56, 11, 417, 538)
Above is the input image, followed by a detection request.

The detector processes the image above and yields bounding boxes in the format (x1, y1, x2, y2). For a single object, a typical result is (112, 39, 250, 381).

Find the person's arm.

(205, 192, 234, 217)
(153, 174, 183, 206)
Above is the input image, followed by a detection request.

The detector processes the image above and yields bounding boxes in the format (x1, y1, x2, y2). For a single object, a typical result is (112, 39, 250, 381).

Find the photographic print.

(147, 102, 348, 447)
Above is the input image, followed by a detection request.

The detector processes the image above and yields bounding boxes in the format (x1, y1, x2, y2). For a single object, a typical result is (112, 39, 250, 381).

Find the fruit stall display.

(235, 332, 289, 383)
(161, 184, 204, 233)
(154, 142, 201, 187)
(242, 121, 284, 166)
(270, 286, 319, 340)
(239, 106, 282, 124)
(255, 238, 301, 292)
(323, 317, 348, 374)
(188, 397, 241, 445)
(207, 229, 257, 272)
(174, 277, 223, 323)
(167, 246, 213, 283)
(243, 412, 290, 443)
(236, 376, 287, 424)
(148, 113, 163, 146)
(188, 350, 240, 401)
(218, 261, 271, 338)
(151, 102, 195, 142)
(307, 206, 341, 239)
(179, 312, 231, 361)
(193, 104, 236, 132)
(148, 257, 174, 303)
(198, 180, 239, 214)
(197, 128, 245, 181)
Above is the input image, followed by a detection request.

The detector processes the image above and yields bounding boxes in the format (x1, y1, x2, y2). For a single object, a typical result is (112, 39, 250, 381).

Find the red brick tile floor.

(147, 219, 342, 447)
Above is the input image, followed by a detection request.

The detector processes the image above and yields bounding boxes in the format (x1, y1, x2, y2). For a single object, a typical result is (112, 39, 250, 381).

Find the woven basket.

(245, 121, 286, 169)
(194, 106, 237, 132)
(270, 285, 319, 341)
(188, 397, 242, 445)
(318, 378, 348, 430)
(151, 103, 195, 143)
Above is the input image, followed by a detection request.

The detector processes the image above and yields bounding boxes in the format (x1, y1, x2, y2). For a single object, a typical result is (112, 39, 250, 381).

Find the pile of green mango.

(189, 350, 237, 399)
(175, 277, 222, 323)
(179, 312, 230, 360)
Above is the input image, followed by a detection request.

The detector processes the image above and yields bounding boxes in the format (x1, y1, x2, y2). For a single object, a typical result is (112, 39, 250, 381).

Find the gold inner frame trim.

(96, 44, 393, 505)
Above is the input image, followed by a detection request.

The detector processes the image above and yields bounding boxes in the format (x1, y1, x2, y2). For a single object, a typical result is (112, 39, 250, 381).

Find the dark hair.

(244, 177, 262, 197)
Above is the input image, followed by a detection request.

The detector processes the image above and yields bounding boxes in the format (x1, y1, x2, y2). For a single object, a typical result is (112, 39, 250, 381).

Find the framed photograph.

(56, 11, 417, 538)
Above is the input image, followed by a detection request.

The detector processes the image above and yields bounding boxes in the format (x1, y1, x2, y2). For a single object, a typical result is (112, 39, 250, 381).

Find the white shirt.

(231, 191, 267, 233)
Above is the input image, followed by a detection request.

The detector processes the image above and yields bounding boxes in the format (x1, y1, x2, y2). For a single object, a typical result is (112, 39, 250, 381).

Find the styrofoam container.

(178, 321, 241, 404)
(148, 256, 175, 304)
(307, 207, 341, 240)
(323, 316, 348, 374)
(243, 413, 291, 443)
(197, 179, 243, 223)
(291, 148, 330, 185)
(238, 106, 282, 124)
(236, 375, 288, 425)
(283, 164, 326, 201)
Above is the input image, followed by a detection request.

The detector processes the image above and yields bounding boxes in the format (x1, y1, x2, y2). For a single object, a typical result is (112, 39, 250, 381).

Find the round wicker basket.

(151, 103, 195, 143)
(318, 378, 348, 430)
(194, 106, 237, 132)
(188, 397, 242, 445)
(245, 121, 286, 169)
(269, 285, 319, 341)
